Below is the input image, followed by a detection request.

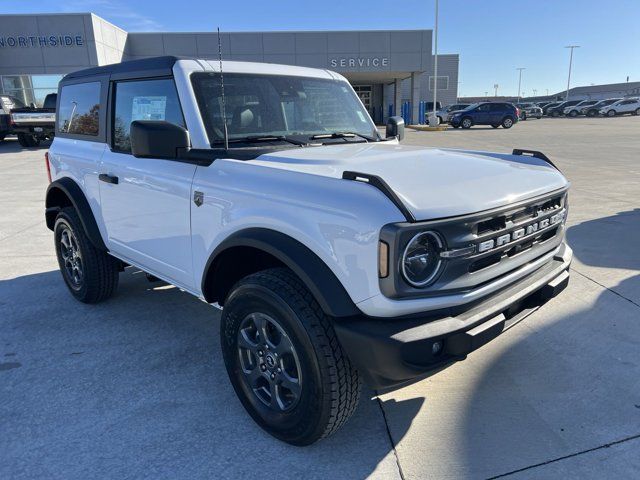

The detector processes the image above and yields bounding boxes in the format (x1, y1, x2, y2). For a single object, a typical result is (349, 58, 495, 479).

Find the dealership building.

(0, 13, 459, 124)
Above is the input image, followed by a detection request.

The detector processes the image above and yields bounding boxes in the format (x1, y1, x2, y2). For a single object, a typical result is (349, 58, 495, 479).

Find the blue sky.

(6, 0, 640, 96)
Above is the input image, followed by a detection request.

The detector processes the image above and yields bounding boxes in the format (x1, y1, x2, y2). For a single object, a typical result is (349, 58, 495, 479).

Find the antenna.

(217, 27, 229, 150)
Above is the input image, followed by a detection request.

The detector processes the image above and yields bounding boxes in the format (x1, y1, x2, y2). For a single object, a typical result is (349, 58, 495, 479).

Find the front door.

(98, 77, 197, 290)
(353, 85, 373, 117)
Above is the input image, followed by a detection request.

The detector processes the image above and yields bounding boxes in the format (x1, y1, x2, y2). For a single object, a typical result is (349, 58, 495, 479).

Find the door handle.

(99, 173, 119, 185)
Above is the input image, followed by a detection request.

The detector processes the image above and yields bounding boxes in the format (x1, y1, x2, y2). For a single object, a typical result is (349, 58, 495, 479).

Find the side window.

(489, 103, 504, 112)
(58, 82, 101, 136)
(477, 104, 490, 112)
(112, 78, 185, 153)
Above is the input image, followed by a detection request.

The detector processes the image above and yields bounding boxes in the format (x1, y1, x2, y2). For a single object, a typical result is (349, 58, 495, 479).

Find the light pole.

(485, 91, 488, 99)
(565, 45, 580, 101)
(428, 0, 439, 126)
(494, 84, 498, 97)
(516, 67, 526, 101)
(533, 89, 537, 97)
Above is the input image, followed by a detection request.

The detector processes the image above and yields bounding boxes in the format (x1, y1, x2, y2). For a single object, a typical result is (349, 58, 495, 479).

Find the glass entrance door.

(353, 85, 372, 115)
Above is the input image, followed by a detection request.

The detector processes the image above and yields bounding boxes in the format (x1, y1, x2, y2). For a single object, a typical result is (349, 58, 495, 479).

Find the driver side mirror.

(130, 120, 190, 159)
(386, 116, 405, 141)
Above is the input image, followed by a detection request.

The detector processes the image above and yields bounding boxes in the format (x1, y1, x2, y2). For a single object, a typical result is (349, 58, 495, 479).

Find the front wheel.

(54, 207, 119, 303)
(634, 108, 640, 116)
(461, 117, 473, 129)
(607, 109, 616, 117)
(551, 110, 560, 117)
(568, 110, 578, 117)
(221, 268, 361, 446)
(502, 116, 514, 128)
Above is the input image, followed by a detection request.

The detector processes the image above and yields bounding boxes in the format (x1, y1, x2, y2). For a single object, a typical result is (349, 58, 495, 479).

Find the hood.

(248, 143, 568, 220)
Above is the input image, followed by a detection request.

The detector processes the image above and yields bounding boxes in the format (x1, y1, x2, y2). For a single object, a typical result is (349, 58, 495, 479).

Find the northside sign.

(0, 34, 85, 48)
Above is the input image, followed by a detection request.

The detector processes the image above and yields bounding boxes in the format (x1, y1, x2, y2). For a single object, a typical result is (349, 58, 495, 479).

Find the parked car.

(516, 103, 543, 120)
(536, 101, 554, 109)
(450, 102, 520, 129)
(46, 56, 571, 445)
(546, 100, 581, 117)
(541, 101, 563, 115)
(10, 93, 57, 147)
(564, 100, 599, 117)
(582, 98, 621, 117)
(435, 103, 470, 124)
(0, 95, 26, 142)
(600, 97, 640, 117)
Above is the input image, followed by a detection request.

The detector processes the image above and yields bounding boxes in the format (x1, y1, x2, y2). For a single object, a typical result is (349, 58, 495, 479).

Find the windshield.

(461, 103, 480, 111)
(191, 72, 379, 145)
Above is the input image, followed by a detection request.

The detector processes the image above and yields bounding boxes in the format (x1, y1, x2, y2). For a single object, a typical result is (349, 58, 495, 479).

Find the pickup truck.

(11, 93, 56, 147)
(0, 95, 25, 142)
(46, 56, 572, 445)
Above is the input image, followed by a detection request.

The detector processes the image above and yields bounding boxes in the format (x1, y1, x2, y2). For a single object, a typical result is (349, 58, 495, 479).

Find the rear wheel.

(0, 133, 5, 142)
(17, 133, 40, 147)
(551, 110, 560, 117)
(634, 108, 640, 116)
(221, 268, 361, 445)
(461, 117, 473, 129)
(491, 124, 499, 129)
(502, 116, 514, 129)
(54, 207, 119, 303)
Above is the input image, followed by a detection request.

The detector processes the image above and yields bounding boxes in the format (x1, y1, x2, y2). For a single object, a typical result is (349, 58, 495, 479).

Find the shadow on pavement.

(0, 266, 421, 479)
(456, 210, 640, 478)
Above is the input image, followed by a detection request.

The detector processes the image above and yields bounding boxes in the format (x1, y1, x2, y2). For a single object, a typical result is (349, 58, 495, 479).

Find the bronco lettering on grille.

(477, 210, 566, 254)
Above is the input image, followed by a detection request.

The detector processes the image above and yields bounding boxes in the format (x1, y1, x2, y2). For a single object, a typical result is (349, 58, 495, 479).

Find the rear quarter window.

(57, 82, 101, 136)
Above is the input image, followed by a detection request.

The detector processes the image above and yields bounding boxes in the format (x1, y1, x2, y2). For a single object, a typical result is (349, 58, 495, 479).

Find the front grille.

(378, 188, 569, 299)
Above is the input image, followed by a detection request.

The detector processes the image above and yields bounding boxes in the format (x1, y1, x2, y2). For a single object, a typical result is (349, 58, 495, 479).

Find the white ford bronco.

(46, 56, 572, 445)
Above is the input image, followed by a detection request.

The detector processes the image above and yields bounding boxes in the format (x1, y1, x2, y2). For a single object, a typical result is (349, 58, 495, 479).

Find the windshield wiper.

(224, 135, 308, 146)
(310, 132, 376, 142)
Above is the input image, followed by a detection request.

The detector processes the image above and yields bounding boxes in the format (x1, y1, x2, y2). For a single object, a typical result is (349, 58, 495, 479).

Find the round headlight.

(401, 231, 444, 287)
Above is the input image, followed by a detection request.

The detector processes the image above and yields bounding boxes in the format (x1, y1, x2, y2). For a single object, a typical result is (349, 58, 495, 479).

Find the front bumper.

(334, 243, 572, 390)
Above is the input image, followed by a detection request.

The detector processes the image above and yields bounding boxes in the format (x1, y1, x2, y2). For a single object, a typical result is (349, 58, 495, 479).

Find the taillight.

(45, 151, 52, 183)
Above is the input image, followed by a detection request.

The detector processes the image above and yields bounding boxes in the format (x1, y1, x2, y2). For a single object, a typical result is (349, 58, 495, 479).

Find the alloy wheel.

(237, 312, 302, 412)
(59, 226, 84, 289)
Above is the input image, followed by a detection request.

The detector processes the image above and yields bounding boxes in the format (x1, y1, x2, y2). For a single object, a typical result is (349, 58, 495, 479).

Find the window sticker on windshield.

(131, 96, 167, 121)
(356, 111, 366, 122)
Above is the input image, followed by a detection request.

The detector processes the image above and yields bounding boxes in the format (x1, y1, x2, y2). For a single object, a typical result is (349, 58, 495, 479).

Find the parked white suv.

(46, 56, 572, 445)
(563, 99, 598, 117)
(600, 97, 640, 116)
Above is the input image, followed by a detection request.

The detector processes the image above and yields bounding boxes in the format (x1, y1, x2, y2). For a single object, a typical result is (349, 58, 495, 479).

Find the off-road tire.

(54, 207, 119, 303)
(221, 267, 361, 446)
(17, 133, 40, 148)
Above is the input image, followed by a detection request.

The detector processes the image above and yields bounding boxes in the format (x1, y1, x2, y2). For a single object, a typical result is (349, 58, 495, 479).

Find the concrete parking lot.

(1, 117, 639, 479)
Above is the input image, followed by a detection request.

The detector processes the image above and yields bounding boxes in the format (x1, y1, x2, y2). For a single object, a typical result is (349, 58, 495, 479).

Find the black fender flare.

(45, 177, 107, 251)
(202, 228, 360, 318)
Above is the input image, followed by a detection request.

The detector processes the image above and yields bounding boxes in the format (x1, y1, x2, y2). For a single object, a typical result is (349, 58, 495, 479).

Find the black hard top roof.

(62, 56, 184, 82)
